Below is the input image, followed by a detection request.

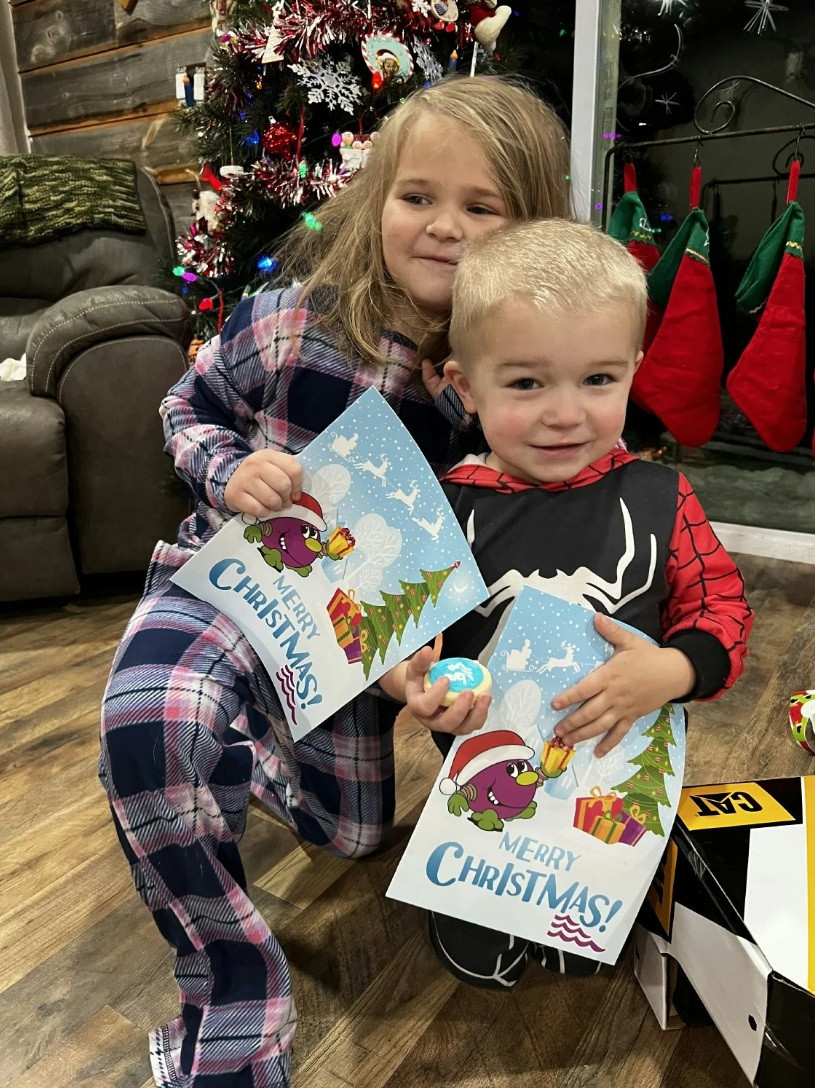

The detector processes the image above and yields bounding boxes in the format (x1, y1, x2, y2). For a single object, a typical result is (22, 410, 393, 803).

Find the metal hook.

(693, 138, 703, 166)
(794, 123, 805, 161)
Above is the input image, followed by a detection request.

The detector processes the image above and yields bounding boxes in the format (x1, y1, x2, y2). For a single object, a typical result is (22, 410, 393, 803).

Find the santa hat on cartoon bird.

(439, 729, 535, 795)
(281, 491, 326, 532)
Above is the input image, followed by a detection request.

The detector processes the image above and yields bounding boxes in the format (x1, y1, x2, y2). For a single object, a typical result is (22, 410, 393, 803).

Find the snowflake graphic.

(744, 0, 787, 35)
(287, 56, 363, 113)
(412, 38, 443, 83)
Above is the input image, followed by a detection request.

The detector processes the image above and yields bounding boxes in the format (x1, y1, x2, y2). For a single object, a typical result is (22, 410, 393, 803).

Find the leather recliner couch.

(0, 161, 192, 602)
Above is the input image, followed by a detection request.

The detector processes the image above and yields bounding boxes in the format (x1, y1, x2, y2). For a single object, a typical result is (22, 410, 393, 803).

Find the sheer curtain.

(1, 0, 29, 153)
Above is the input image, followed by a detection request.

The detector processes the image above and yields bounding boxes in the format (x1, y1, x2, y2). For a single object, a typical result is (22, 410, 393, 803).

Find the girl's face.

(381, 114, 509, 338)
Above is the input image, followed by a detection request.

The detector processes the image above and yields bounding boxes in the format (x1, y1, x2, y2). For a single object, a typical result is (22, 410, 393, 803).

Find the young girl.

(99, 75, 571, 1088)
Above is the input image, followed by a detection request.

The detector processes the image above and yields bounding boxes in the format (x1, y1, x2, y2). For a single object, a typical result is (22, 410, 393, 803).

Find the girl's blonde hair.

(277, 74, 571, 367)
(450, 218, 648, 357)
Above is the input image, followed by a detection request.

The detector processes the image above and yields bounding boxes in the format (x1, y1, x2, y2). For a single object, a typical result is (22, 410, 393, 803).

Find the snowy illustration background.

(308, 388, 482, 606)
(172, 388, 487, 739)
(388, 586, 687, 964)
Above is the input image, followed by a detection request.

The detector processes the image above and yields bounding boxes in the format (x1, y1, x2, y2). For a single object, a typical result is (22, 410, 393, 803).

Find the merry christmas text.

(425, 840, 622, 930)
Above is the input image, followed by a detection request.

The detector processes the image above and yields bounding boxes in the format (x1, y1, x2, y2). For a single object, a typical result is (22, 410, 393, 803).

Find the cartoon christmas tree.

(422, 563, 459, 604)
(399, 579, 429, 625)
(358, 565, 455, 677)
(380, 590, 411, 644)
(613, 703, 677, 837)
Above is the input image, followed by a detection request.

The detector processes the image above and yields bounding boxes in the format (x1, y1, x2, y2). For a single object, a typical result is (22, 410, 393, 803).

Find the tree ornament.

(287, 56, 364, 112)
(210, 0, 236, 34)
(262, 120, 298, 155)
(467, 1, 512, 53)
(431, 0, 459, 25)
(361, 33, 415, 83)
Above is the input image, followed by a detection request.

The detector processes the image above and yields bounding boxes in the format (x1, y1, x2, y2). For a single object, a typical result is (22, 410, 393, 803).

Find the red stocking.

(726, 160, 807, 453)
(607, 164, 661, 350)
(632, 165, 724, 447)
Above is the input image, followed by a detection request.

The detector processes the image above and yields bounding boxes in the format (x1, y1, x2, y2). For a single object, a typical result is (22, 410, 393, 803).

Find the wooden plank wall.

(9, 0, 211, 231)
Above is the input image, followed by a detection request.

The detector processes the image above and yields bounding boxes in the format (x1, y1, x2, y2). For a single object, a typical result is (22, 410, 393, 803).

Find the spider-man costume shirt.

(440, 450, 752, 700)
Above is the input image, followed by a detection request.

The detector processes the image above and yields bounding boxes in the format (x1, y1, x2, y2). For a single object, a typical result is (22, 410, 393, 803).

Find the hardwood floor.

(2, 555, 814, 1088)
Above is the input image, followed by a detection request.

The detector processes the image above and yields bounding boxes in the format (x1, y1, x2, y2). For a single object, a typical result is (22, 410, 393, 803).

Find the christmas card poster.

(171, 388, 488, 740)
(387, 586, 687, 964)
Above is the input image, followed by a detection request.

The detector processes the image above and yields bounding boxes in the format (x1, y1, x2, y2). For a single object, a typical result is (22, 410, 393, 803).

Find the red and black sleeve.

(661, 474, 754, 700)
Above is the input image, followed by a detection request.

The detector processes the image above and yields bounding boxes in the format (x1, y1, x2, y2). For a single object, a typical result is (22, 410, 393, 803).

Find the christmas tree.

(613, 703, 677, 837)
(422, 563, 458, 604)
(399, 578, 430, 624)
(359, 564, 455, 677)
(379, 590, 412, 643)
(173, 2, 582, 338)
(174, 0, 483, 336)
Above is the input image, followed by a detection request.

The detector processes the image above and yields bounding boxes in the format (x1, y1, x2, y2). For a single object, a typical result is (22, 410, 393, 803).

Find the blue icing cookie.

(425, 656, 492, 706)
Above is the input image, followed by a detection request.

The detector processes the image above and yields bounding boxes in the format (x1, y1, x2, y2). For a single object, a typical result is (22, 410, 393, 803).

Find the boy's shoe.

(529, 942, 603, 977)
(428, 911, 530, 990)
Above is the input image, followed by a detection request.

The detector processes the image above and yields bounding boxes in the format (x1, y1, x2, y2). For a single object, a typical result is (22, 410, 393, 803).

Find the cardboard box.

(635, 776, 815, 1087)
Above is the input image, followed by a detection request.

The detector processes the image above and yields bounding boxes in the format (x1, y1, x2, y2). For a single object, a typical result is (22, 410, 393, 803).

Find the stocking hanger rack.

(603, 75, 815, 223)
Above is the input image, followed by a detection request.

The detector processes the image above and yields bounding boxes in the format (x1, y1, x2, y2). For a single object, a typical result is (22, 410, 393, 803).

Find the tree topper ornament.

(467, 1, 512, 53)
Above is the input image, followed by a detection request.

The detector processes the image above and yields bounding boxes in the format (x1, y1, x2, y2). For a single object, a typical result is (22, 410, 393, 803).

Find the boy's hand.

(224, 450, 302, 519)
(552, 613, 695, 757)
(406, 646, 492, 735)
(380, 645, 491, 736)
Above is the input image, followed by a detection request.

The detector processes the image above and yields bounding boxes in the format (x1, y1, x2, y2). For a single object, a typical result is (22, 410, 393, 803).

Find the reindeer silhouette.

(412, 506, 445, 541)
(355, 455, 390, 486)
(539, 642, 579, 674)
(331, 432, 358, 459)
(386, 479, 420, 513)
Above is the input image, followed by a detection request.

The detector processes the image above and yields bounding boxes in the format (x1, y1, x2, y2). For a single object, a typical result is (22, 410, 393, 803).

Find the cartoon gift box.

(327, 588, 361, 631)
(540, 735, 576, 778)
(573, 785, 624, 832)
(619, 804, 648, 846)
(589, 812, 626, 844)
(325, 526, 356, 560)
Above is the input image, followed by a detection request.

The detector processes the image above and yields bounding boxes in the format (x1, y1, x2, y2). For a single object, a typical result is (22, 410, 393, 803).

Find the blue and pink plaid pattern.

(99, 286, 471, 1088)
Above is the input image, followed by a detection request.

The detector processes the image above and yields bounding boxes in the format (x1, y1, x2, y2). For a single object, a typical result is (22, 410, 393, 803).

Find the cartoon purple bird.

(440, 729, 547, 832)
(243, 492, 335, 577)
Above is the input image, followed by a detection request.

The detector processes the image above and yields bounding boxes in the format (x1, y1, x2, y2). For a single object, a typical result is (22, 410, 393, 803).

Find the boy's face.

(445, 298, 642, 485)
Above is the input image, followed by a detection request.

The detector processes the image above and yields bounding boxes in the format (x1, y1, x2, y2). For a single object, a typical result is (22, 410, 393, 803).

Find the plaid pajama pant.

(99, 545, 397, 1088)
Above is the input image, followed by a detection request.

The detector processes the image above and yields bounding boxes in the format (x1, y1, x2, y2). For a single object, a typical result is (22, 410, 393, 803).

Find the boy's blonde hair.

(449, 218, 648, 358)
(277, 75, 571, 367)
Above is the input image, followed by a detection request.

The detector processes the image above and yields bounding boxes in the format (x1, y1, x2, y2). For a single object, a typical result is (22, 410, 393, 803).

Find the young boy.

(379, 218, 753, 987)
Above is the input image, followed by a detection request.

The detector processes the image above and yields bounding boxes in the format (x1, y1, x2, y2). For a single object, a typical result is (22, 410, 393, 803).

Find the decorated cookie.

(425, 656, 492, 707)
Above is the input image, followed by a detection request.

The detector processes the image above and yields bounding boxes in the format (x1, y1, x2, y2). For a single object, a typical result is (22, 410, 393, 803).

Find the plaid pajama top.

(160, 284, 469, 558)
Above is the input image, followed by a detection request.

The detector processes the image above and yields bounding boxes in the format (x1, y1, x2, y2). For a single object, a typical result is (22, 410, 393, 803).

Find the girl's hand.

(224, 450, 303, 519)
(421, 358, 448, 400)
(551, 613, 695, 757)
